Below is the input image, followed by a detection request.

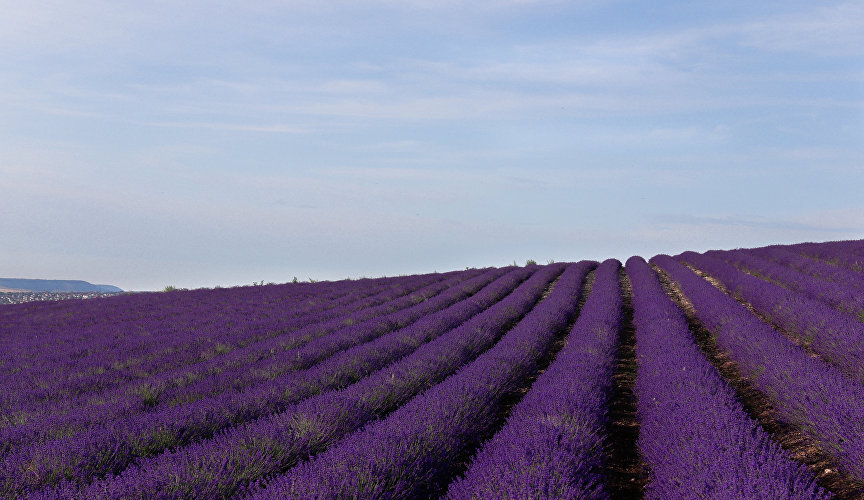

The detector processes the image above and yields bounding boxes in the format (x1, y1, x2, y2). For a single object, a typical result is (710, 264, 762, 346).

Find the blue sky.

(1, 0, 862, 291)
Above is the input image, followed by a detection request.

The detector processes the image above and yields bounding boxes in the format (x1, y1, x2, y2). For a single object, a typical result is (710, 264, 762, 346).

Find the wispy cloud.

(145, 121, 310, 134)
(4, 1, 861, 132)
(738, 2, 864, 56)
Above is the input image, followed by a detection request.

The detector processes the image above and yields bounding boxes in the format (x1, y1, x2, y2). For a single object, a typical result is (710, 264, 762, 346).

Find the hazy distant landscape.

(0, 291, 123, 305)
(0, 278, 122, 294)
(0, 279, 123, 305)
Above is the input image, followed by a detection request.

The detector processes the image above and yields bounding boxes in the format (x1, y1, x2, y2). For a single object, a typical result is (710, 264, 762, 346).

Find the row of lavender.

(48, 263, 577, 498)
(234, 240, 860, 499)
(242, 239, 863, 499)
(659, 240, 864, 486)
(1, 268, 496, 449)
(1, 272, 455, 413)
(1, 239, 862, 498)
(3, 267, 512, 495)
(632, 256, 828, 498)
(1, 271, 465, 430)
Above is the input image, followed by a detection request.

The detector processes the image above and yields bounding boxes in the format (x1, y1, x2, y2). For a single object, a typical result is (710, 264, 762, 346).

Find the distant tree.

(292, 276, 299, 283)
(526, 259, 537, 266)
(162, 285, 177, 292)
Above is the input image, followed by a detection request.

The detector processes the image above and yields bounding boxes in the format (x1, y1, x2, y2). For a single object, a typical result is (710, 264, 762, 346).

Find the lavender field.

(2, 240, 864, 499)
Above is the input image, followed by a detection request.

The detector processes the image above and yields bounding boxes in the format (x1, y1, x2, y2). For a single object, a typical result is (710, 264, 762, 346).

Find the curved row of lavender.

(2, 268, 514, 495)
(789, 241, 864, 272)
(0, 274, 401, 377)
(747, 246, 864, 296)
(712, 249, 864, 318)
(3, 276, 442, 434)
(43, 263, 572, 498)
(245, 261, 594, 499)
(0, 274, 453, 389)
(1, 271, 452, 415)
(675, 251, 864, 384)
(1, 267, 498, 456)
(1, 271, 450, 414)
(653, 254, 864, 483)
(1, 283, 355, 405)
(445, 258, 622, 499)
(628, 257, 828, 499)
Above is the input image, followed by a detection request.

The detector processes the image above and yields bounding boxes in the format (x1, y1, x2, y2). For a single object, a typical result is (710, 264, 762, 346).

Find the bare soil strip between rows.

(444, 268, 595, 488)
(681, 262, 834, 366)
(606, 270, 648, 499)
(653, 265, 864, 499)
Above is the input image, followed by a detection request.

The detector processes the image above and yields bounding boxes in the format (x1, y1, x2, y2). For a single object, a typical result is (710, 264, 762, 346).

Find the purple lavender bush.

(629, 256, 828, 500)
(43, 263, 576, 499)
(0, 267, 498, 456)
(747, 245, 864, 293)
(446, 259, 622, 499)
(654, 254, 864, 483)
(712, 249, 864, 318)
(240, 262, 594, 499)
(2, 269, 503, 495)
(675, 250, 864, 384)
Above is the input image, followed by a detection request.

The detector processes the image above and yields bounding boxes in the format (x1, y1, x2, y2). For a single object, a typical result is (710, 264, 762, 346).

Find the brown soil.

(605, 269, 648, 499)
(489, 267, 597, 428)
(653, 264, 864, 499)
(680, 262, 831, 365)
(443, 267, 596, 491)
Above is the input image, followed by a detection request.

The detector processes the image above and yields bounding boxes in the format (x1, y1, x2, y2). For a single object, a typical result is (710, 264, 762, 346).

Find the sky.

(1, 0, 862, 291)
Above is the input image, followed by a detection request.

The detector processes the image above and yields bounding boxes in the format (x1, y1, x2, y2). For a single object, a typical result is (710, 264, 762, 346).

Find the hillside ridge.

(0, 278, 123, 293)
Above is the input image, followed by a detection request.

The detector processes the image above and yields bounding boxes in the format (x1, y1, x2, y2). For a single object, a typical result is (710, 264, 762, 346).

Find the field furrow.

(446, 258, 621, 499)
(654, 254, 864, 488)
(51, 263, 577, 499)
(244, 262, 591, 499)
(675, 251, 864, 384)
(629, 257, 827, 499)
(0, 268, 499, 456)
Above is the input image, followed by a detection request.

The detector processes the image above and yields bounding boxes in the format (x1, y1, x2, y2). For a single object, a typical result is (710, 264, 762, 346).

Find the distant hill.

(0, 278, 123, 293)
